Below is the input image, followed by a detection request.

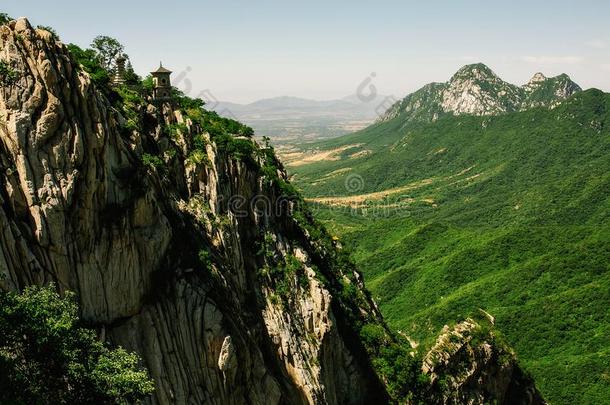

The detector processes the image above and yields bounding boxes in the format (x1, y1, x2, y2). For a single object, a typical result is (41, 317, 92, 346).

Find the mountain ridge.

(214, 94, 390, 117)
(380, 63, 582, 123)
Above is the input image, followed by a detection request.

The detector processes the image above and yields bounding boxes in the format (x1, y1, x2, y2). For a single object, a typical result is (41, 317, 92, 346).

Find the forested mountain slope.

(289, 81, 610, 404)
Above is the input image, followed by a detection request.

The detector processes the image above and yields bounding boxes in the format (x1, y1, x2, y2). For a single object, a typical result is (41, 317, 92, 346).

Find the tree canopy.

(36, 25, 59, 40)
(90, 35, 124, 70)
(68, 43, 112, 91)
(0, 285, 154, 404)
(0, 13, 12, 25)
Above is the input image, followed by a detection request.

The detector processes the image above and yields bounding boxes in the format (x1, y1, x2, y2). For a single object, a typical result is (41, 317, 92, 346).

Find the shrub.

(192, 133, 208, 150)
(359, 323, 429, 402)
(141, 76, 154, 93)
(67, 44, 111, 92)
(165, 123, 188, 141)
(180, 99, 253, 139)
(285, 254, 309, 290)
(0, 13, 12, 25)
(0, 61, 17, 85)
(214, 133, 257, 166)
(36, 25, 59, 40)
(257, 244, 310, 306)
(141, 153, 164, 171)
(0, 285, 154, 403)
(116, 86, 144, 131)
(185, 134, 210, 166)
(172, 88, 205, 111)
(164, 148, 177, 161)
(198, 249, 213, 273)
(187, 150, 209, 166)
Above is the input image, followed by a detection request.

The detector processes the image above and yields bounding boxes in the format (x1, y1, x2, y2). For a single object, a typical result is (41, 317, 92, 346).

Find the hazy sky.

(4, 0, 610, 103)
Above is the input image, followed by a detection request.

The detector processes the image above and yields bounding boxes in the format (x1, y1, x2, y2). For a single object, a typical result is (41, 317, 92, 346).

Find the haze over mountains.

(210, 94, 388, 144)
(213, 64, 583, 148)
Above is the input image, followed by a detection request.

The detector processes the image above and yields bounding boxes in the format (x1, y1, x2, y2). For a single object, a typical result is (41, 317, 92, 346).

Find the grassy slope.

(290, 89, 610, 404)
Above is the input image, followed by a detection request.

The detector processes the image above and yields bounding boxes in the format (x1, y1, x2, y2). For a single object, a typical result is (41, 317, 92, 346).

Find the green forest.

(290, 89, 610, 404)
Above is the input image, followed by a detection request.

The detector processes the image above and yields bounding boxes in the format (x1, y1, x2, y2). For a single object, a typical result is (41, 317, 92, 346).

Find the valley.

(287, 66, 610, 404)
(209, 95, 385, 145)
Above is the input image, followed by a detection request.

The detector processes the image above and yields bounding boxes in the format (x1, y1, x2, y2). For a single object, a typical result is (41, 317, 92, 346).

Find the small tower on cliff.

(151, 62, 172, 100)
(111, 54, 127, 86)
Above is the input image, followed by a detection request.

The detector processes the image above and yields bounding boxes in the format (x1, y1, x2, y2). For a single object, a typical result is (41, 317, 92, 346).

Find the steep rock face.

(380, 63, 581, 123)
(0, 19, 386, 404)
(422, 319, 546, 405)
(440, 64, 524, 115)
(0, 18, 171, 323)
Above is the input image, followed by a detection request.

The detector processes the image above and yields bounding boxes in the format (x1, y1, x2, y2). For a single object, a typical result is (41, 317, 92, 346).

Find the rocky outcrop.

(0, 18, 386, 404)
(0, 17, 171, 324)
(521, 72, 582, 109)
(440, 64, 524, 116)
(525, 72, 548, 87)
(422, 319, 546, 405)
(380, 63, 582, 122)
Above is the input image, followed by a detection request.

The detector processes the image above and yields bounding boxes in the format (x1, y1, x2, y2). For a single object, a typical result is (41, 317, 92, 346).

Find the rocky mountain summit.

(0, 18, 545, 404)
(380, 63, 582, 122)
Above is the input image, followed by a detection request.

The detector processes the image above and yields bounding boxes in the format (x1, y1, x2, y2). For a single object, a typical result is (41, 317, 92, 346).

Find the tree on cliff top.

(90, 35, 124, 71)
(0, 13, 12, 25)
(0, 285, 154, 404)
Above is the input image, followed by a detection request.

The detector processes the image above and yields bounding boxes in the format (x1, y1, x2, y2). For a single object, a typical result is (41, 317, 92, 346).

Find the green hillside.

(288, 89, 610, 404)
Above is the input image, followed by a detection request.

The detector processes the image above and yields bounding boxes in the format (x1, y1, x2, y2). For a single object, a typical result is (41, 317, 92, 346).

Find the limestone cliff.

(0, 18, 386, 404)
(0, 18, 544, 405)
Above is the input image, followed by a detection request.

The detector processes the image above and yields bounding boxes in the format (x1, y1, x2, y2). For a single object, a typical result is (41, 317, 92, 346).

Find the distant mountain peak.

(451, 63, 501, 82)
(379, 64, 581, 123)
(528, 72, 548, 85)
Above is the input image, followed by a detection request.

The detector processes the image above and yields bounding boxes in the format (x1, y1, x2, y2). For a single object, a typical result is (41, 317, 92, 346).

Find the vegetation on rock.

(0, 60, 17, 85)
(379, 63, 581, 123)
(0, 13, 11, 25)
(0, 285, 154, 404)
(67, 43, 112, 92)
(36, 25, 59, 40)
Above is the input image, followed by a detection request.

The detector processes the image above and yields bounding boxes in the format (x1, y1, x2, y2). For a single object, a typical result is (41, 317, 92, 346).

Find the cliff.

(0, 18, 545, 404)
(0, 18, 389, 404)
